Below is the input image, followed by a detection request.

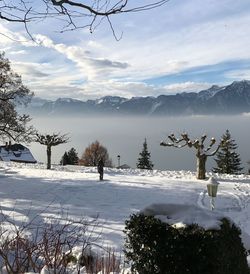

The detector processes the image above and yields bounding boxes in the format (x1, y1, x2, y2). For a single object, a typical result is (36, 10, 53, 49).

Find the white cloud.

(87, 40, 103, 49)
(35, 34, 129, 81)
(1, 0, 250, 100)
(225, 70, 250, 80)
(12, 62, 50, 78)
(73, 80, 212, 100)
(163, 82, 212, 94)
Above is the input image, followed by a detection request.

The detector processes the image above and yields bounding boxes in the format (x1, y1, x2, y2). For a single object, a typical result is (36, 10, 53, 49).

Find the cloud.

(225, 69, 250, 80)
(87, 58, 129, 69)
(1, 0, 250, 100)
(8, 50, 27, 55)
(75, 80, 212, 100)
(35, 34, 129, 81)
(31, 83, 85, 99)
(163, 82, 212, 94)
(87, 40, 103, 48)
(13, 62, 50, 78)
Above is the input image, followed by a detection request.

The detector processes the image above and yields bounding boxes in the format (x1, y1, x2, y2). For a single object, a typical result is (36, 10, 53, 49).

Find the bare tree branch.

(161, 132, 224, 179)
(0, 0, 171, 38)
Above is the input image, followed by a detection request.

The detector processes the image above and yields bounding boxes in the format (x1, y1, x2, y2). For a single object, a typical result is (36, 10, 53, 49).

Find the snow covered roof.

(0, 143, 37, 163)
(117, 164, 131, 169)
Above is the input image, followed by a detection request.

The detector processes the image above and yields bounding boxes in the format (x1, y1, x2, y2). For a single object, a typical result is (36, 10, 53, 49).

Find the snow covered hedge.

(124, 213, 249, 274)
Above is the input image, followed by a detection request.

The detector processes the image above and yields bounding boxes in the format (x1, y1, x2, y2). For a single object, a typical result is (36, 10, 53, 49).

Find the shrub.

(0, 211, 121, 273)
(124, 214, 249, 274)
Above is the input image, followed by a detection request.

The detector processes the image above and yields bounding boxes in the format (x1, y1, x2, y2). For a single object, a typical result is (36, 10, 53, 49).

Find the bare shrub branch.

(0, 206, 122, 273)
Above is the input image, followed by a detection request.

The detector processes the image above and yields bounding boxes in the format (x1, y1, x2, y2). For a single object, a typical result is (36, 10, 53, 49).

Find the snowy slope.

(0, 162, 250, 252)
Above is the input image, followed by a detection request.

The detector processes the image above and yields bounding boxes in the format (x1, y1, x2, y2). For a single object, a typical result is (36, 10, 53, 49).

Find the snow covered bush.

(124, 213, 249, 274)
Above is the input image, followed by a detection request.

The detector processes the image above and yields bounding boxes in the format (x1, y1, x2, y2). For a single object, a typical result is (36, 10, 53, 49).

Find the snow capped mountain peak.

(56, 98, 81, 103)
(225, 80, 250, 97)
(95, 96, 128, 105)
(22, 80, 250, 116)
(231, 80, 250, 86)
(198, 85, 224, 101)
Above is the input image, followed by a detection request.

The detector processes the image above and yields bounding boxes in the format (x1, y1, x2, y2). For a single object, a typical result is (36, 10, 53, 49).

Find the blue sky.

(1, 0, 250, 100)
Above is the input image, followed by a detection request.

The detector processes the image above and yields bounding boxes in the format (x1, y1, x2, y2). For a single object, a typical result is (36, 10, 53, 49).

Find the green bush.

(124, 214, 249, 274)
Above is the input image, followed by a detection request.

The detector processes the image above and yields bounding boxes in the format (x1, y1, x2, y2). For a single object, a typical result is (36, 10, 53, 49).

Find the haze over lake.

(30, 115, 250, 172)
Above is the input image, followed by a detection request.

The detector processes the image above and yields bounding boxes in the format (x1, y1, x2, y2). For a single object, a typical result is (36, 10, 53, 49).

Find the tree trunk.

(47, 145, 52, 170)
(197, 155, 207, 179)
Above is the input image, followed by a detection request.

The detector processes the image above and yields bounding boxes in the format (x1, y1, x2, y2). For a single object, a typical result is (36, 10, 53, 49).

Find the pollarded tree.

(160, 133, 224, 180)
(0, 52, 34, 142)
(80, 140, 112, 167)
(36, 133, 69, 169)
(213, 130, 243, 174)
(0, 1, 170, 39)
(137, 138, 154, 170)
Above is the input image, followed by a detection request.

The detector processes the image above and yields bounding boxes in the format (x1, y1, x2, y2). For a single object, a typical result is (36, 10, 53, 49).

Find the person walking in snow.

(97, 158, 104, 180)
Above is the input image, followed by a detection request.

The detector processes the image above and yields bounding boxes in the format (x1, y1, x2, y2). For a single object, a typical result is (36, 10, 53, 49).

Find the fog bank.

(29, 115, 250, 172)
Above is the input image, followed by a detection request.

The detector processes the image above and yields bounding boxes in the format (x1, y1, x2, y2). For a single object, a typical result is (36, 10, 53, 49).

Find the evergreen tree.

(60, 148, 79, 165)
(213, 130, 243, 174)
(67, 147, 79, 165)
(137, 139, 154, 170)
(60, 152, 70, 165)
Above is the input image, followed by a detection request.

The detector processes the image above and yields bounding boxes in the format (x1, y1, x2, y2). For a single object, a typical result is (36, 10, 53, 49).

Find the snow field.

(0, 162, 250, 273)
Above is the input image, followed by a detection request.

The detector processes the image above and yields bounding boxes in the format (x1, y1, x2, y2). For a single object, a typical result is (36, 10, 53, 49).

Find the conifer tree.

(213, 130, 243, 174)
(60, 148, 79, 165)
(60, 152, 69, 165)
(67, 148, 79, 165)
(137, 139, 154, 170)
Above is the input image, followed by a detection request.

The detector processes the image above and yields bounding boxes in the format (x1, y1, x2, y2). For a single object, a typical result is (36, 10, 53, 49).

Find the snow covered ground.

(0, 162, 250, 272)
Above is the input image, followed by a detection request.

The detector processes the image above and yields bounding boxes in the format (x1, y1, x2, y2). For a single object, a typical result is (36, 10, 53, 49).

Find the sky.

(1, 0, 250, 100)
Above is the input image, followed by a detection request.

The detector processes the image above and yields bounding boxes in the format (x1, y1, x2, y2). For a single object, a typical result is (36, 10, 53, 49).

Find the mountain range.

(22, 80, 250, 116)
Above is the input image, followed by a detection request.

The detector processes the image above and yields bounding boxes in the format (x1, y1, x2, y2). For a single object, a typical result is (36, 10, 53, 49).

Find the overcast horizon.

(1, 0, 250, 101)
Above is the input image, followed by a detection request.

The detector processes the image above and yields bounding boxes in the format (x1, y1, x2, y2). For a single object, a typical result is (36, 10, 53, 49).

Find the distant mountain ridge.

(23, 80, 250, 116)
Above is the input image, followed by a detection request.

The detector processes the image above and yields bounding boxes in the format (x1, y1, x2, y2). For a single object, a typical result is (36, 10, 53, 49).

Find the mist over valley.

(29, 114, 250, 173)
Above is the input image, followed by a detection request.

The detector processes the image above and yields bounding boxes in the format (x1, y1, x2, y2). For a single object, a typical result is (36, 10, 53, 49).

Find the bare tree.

(0, 0, 170, 39)
(0, 52, 35, 142)
(160, 133, 224, 179)
(35, 133, 69, 169)
(80, 140, 112, 167)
